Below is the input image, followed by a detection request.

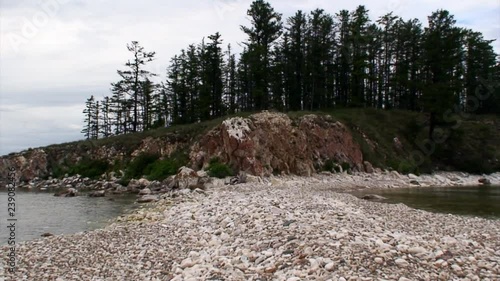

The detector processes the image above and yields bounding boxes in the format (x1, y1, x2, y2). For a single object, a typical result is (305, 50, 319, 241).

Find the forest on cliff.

(80, 0, 499, 142)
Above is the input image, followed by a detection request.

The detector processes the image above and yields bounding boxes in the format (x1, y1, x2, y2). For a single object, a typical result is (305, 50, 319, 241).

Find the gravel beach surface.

(2, 174, 499, 280)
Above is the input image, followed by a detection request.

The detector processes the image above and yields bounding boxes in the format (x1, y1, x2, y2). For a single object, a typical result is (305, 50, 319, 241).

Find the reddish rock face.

(0, 149, 49, 182)
(190, 112, 364, 176)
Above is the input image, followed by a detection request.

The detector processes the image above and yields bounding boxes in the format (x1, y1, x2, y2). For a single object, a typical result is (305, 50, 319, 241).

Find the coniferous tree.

(376, 12, 399, 109)
(463, 30, 498, 113)
(205, 32, 225, 118)
(335, 10, 351, 107)
(185, 44, 200, 122)
(109, 80, 129, 134)
(241, 0, 283, 110)
(225, 44, 238, 114)
(236, 48, 253, 111)
(91, 101, 100, 139)
(349, 5, 371, 107)
(422, 10, 463, 140)
(99, 96, 112, 138)
(305, 9, 335, 110)
(286, 10, 307, 110)
(141, 78, 156, 130)
(116, 41, 156, 132)
(82, 95, 96, 140)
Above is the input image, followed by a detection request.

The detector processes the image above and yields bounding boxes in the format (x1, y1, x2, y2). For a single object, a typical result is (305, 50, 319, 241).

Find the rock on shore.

(2, 178, 499, 280)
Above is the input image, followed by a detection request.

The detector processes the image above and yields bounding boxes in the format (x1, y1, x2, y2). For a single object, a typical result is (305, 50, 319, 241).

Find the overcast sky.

(0, 0, 499, 156)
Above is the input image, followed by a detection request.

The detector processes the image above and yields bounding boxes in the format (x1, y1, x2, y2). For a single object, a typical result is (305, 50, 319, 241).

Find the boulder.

(478, 178, 491, 185)
(54, 188, 78, 197)
(162, 176, 178, 190)
(175, 167, 200, 189)
(363, 161, 374, 173)
(137, 178, 150, 188)
(148, 181, 163, 192)
(127, 178, 151, 193)
(361, 194, 387, 201)
(138, 188, 152, 196)
(410, 180, 420, 186)
(136, 195, 159, 203)
(127, 179, 141, 192)
(245, 174, 262, 183)
(88, 190, 106, 197)
(408, 173, 419, 180)
(113, 185, 128, 194)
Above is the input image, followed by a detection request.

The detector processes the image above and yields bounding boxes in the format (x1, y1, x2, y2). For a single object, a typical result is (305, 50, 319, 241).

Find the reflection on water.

(353, 185, 500, 219)
(0, 190, 139, 244)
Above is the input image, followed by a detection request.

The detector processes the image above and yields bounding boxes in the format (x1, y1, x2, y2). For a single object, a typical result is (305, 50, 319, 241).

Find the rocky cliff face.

(190, 112, 363, 176)
(0, 112, 365, 182)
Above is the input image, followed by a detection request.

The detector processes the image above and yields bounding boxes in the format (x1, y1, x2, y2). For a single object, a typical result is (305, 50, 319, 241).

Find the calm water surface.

(352, 185, 500, 219)
(0, 189, 139, 244)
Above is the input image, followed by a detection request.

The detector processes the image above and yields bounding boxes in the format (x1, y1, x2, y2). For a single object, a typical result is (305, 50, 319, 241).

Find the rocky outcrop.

(1, 112, 365, 181)
(54, 188, 78, 197)
(0, 135, 186, 184)
(190, 112, 364, 176)
(0, 149, 49, 182)
(131, 136, 181, 157)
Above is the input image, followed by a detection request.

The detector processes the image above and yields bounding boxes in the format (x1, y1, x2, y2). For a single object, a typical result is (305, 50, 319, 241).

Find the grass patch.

(124, 153, 160, 180)
(68, 158, 110, 179)
(207, 157, 234, 178)
(147, 151, 189, 181)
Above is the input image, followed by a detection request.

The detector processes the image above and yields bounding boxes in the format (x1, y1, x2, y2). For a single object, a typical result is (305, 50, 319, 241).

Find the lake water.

(0, 190, 139, 245)
(352, 185, 500, 220)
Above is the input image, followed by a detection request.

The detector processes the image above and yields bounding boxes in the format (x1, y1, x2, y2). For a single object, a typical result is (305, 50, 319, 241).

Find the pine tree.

(185, 44, 200, 122)
(91, 101, 100, 139)
(427, 12, 466, 133)
(166, 54, 185, 124)
(349, 5, 371, 107)
(225, 44, 238, 114)
(205, 32, 225, 118)
(422, 10, 464, 140)
(99, 96, 112, 138)
(116, 41, 156, 132)
(335, 10, 351, 107)
(376, 12, 399, 109)
(236, 48, 253, 111)
(463, 30, 498, 113)
(141, 78, 156, 130)
(285, 10, 307, 111)
(305, 9, 335, 110)
(81, 95, 96, 140)
(109, 80, 129, 135)
(241, 0, 283, 110)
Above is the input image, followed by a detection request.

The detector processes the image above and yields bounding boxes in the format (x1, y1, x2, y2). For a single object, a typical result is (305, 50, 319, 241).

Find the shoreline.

(2, 172, 499, 280)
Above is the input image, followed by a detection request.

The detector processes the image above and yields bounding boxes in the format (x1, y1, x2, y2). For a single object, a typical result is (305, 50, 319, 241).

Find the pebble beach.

(2, 172, 500, 280)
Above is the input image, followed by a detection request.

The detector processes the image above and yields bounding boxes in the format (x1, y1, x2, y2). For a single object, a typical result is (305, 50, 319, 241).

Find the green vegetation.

(289, 108, 500, 174)
(147, 151, 188, 181)
(121, 151, 189, 182)
(207, 157, 234, 178)
(147, 158, 181, 181)
(124, 153, 160, 180)
(51, 158, 110, 179)
(323, 159, 335, 172)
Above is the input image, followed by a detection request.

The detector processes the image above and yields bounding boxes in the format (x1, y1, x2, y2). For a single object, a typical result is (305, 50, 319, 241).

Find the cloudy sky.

(0, 0, 499, 156)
